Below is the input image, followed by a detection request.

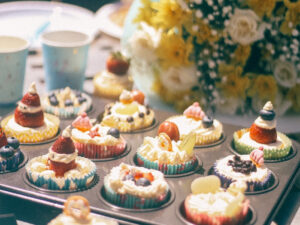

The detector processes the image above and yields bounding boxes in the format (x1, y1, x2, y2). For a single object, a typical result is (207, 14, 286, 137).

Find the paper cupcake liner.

(213, 163, 273, 192)
(233, 129, 292, 160)
(44, 104, 92, 119)
(194, 131, 222, 145)
(26, 156, 96, 190)
(93, 81, 125, 100)
(0, 151, 21, 171)
(74, 140, 126, 159)
(103, 182, 169, 209)
(136, 153, 197, 175)
(184, 195, 249, 225)
(1, 114, 60, 143)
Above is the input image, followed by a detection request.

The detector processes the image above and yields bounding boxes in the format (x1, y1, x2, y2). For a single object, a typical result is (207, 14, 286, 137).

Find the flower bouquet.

(122, 0, 300, 115)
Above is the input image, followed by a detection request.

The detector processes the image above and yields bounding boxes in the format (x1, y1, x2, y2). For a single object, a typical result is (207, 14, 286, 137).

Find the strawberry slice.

(249, 123, 277, 144)
(106, 51, 130, 75)
(143, 172, 154, 182)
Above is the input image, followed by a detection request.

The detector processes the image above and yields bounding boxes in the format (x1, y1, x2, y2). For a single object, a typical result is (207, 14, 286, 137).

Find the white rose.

(160, 65, 198, 92)
(273, 60, 297, 88)
(227, 9, 265, 45)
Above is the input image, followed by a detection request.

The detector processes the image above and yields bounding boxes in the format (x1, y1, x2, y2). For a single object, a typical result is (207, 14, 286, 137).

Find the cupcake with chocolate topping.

(101, 90, 155, 132)
(233, 101, 292, 159)
(166, 102, 223, 145)
(1, 82, 60, 143)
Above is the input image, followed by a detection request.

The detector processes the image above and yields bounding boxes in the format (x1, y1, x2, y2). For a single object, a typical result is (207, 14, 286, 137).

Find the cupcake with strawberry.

(233, 101, 292, 159)
(93, 51, 133, 99)
(1, 82, 60, 143)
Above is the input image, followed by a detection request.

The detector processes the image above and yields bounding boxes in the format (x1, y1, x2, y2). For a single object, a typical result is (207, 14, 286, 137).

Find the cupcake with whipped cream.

(26, 126, 96, 190)
(1, 82, 60, 143)
(71, 112, 127, 159)
(184, 176, 249, 225)
(101, 90, 155, 132)
(103, 163, 169, 209)
(233, 101, 292, 159)
(166, 102, 223, 145)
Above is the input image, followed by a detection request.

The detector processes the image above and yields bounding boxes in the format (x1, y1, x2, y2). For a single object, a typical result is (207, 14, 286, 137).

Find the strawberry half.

(249, 123, 277, 144)
(106, 51, 129, 75)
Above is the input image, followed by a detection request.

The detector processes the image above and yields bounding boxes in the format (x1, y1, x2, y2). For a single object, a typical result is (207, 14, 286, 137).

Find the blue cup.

(0, 36, 29, 105)
(41, 30, 91, 91)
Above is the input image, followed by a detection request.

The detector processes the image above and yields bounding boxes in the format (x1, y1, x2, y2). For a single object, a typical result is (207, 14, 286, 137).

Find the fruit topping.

(136, 177, 151, 187)
(123, 174, 135, 182)
(78, 97, 87, 104)
(158, 133, 173, 151)
(7, 137, 20, 149)
(0, 145, 15, 158)
(138, 112, 145, 118)
(89, 127, 101, 138)
(228, 156, 257, 174)
(64, 99, 74, 107)
(106, 51, 130, 75)
(250, 147, 264, 167)
(51, 126, 75, 154)
(184, 102, 205, 120)
(158, 121, 180, 141)
(0, 127, 8, 148)
(64, 196, 90, 221)
(191, 175, 221, 194)
(107, 128, 120, 138)
(228, 181, 247, 195)
(131, 90, 145, 105)
(119, 90, 134, 104)
(126, 116, 134, 123)
(178, 132, 196, 156)
(249, 123, 277, 144)
(49, 95, 59, 106)
(202, 116, 213, 128)
(143, 172, 154, 182)
(259, 109, 275, 121)
(72, 112, 93, 132)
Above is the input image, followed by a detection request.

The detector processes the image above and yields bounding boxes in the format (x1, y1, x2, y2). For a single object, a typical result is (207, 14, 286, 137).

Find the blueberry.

(136, 177, 151, 187)
(78, 97, 87, 104)
(0, 145, 15, 158)
(123, 174, 135, 182)
(127, 116, 134, 123)
(259, 109, 275, 121)
(107, 128, 120, 138)
(49, 96, 59, 106)
(138, 112, 144, 118)
(64, 99, 73, 107)
(234, 155, 241, 161)
(202, 116, 213, 128)
(7, 137, 20, 149)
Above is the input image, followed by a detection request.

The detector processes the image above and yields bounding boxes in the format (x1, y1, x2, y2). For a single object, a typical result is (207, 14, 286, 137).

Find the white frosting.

(263, 101, 273, 111)
(48, 148, 78, 164)
(96, 70, 132, 87)
(104, 163, 168, 198)
(6, 116, 53, 132)
(119, 90, 132, 101)
(62, 126, 72, 138)
(240, 132, 283, 149)
(254, 116, 276, 129)
(17, 101, 42, 113)
(28, 82, 37, 94)
(215, 155, 270, 183)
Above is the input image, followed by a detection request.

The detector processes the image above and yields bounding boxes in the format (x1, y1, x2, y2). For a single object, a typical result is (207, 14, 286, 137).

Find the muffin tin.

(0, 96, 299, 225)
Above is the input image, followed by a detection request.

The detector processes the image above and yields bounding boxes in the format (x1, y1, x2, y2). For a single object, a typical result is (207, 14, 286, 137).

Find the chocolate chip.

(234, 155, 241, 161)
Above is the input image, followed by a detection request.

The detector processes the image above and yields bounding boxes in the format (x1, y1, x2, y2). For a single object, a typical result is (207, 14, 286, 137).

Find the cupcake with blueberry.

(71, 113, 127, 159)
(167, 102, 223, 145)
(26, 126, 96, 190)
(93, 51, 133, 99)
(0, 127, 22, 172)
(136, 121, 198, 175)
(103, 163, 169, 209)
(101, 90, 155, 132)
(213, 148, 273, 192)
(233, 101, 292, 159)
(42, 86, 92, 119)
(1, 82, 60, 143)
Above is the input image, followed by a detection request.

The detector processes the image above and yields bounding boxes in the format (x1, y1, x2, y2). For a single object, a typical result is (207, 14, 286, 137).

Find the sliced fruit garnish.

(143, 172, 154, 182)
(191, 175, 221, 194)
(178, 132, 196, 156)
(115, 103, 139, 115)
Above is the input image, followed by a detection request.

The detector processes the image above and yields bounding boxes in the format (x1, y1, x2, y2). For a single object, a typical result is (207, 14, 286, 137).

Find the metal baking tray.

(0, 96, 299, 225)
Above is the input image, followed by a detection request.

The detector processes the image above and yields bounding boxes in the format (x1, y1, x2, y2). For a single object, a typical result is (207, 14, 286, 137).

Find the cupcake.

(71, 113, 127, 159)
(26, 126, 96, 190)
(136, 121, 198, 175)
(184, 176, 249, 225)
(1, 82, 60, 143)
(213, 148, 273, 192)
(233, 101, 292, 159)
(93, 51, 133, 99)
(0, 127, 22, 172)
(167, 102, 223, 145)
(42, 87, 92, 119)
(101, 90, 155, 132)
(48, 196, 118, 225)
(103, 163, 169, 209)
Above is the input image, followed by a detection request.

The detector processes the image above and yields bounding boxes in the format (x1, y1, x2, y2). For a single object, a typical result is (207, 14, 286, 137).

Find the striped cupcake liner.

(135, 153, 198, 175)
(44, 104, 92, 119)
(0, 151, 21, 172)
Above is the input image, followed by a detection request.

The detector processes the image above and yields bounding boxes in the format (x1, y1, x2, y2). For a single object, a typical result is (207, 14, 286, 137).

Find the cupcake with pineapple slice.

(101, 90, 155, 132)
(184, 176, 249, 225)
(93, 51, 133, 99)
(136, 121, 198, 175)
(233, 101, 292, 159)
(71, 112, 127, 159)
(1, 82, 60, 143)
(103, 163, 169, 209)
(26, 126, 96, 190)
(167, 102, 223, 145)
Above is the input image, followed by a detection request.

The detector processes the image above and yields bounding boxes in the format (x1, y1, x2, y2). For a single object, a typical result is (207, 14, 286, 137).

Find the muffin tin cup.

(194, 133, 226, 149)
(0, 151, 28, 174)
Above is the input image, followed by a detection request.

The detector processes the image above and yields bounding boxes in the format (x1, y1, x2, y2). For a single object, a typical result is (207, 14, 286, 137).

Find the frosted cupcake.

(101, 90, 155, 132)
(93, 51, 133, 99)
(26, 126, 96, 190)
(184, 176, 249, 225)
(42, 87, 92, 119)
(167, 102, 223, 145)
(1, 82, 60, 143)
(71, 113, 127, 159)
(103, 163, 169, 209)
(136, 121, 198, 175)
(48, 196, 118, 225)
(233, 101, 292, 159)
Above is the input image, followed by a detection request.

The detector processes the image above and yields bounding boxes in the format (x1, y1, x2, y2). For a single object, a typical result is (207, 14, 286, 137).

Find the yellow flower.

(280, 0, 300, 34)
(151, 0, 192, 30)
(287, 84, 300, 112)
(134, 0, 154, 25)
(248, 75, 278, 101)
(156, 32, 193, 69)
(217, 64, 250, 99)
(246, 0, 276, 18)
(232, 45, 251, 66)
